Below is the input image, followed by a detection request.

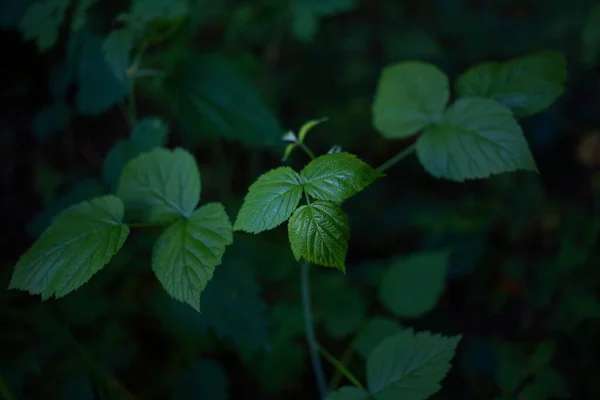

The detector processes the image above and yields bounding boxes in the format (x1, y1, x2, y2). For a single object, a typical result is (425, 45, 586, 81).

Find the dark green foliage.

(2, 0, 600, 399)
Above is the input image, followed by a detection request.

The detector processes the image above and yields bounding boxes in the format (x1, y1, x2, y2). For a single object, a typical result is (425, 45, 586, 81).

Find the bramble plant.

(5, 0, 570, 398)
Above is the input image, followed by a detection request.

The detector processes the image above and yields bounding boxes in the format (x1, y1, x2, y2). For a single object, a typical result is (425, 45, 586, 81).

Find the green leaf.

(152, 203, 233, 312)
(379, 250, 449, 318)
(366, 329, 462, 400)
(169, 359, 229, 400)
(103, 28, 134, 83)
(354, 317, 403, 359)
(117, 147, 200, 224)
(301, 153, 383, 202)
(19, 0, 69, 51)
(373, 61, 449, 139)
(326, 387, 368, 400)
(234, 167, 303, 233)
(288, 201, 349, 270)
(76, 34, 128, 116)
(163, 54, 283, 149)
(103, 117, 168, 191)
(298, 117, 328, 143)
(9, 196, 129, 299)
(416, 98, 537, 181)
(456, 51, 567, 117)
(290, 0, 357, 42)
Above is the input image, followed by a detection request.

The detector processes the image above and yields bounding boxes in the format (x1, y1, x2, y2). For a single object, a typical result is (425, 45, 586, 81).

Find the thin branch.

(302, 262, 327, 399)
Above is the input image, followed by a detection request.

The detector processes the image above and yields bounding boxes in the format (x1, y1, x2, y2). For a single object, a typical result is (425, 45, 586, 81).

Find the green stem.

(327, 345, 355, 391)
(318, 345, 365, 391)
(302, 262, 327, 399)
(376, 143, 416, 173)
(125, 41, 149, 127)
(127, 77, 137, 126)
(300, 143, 317, 160)
(0, 373, 15, 400)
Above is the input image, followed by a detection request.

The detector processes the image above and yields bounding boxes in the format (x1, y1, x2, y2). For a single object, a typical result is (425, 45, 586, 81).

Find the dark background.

(1, 0, 600, 399)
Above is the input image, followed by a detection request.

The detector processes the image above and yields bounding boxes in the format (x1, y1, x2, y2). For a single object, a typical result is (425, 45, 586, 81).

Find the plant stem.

(327, 345, 355, 391)
(127, 77, 137, 126)
(318, 345, 365, 391)
(376, 143, 416, 172)
(0, 373, 15, 400)
(301, 262, 327, 399)
(125, 41, 149, 127)
(300, 143, 317, 160)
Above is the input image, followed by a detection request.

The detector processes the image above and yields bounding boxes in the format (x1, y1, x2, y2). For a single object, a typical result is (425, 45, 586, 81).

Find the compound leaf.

(301, 153, 383, 202)
(373, 61, 449, 139)
(19, 0, 69, 51)
(288, 201, 349, 270)
(379, 250, 449, 318)
(416, 98, 537, 181)
(366, 329, 462, 400)
(103, 117, 168, 191)
(9, 195, 129, 299)
(456, 51, 567, 117)
(234, 167, 303, 233)
(117, 147, 200, 224)
(152, 203, 233, 312)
